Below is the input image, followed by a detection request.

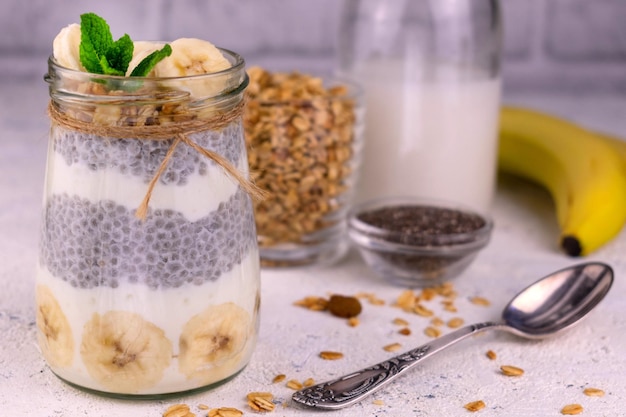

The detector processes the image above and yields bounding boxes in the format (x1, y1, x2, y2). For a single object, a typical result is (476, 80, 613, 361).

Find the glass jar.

(36, 49, 260, 397)
(243, 69, 364, 267)
(338, 0, 502, 212)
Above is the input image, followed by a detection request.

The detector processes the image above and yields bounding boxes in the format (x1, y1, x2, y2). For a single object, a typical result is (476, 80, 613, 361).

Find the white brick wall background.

(1, 0, 625, 92)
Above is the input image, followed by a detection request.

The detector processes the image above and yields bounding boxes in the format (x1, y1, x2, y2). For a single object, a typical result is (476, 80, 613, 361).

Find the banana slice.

(80, 311, 172, 393)
(151, 38, 233, 99)
(179, 302, 252, 384)
(52, 23, 84, 71)
(36, 284, 74, 368)
(151, 38, 231, 77)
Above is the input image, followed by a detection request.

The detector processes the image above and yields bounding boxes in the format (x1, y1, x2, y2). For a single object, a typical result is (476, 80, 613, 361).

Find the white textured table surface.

(1, 79, 626, 417)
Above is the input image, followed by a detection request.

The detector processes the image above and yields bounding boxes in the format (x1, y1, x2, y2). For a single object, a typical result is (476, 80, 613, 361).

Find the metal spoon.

(292, 262, 613, 410)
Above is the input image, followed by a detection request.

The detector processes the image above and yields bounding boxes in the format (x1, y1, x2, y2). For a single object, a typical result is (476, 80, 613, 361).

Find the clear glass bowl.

(244, 72, 364, 267)
(348, 197, 493, 287)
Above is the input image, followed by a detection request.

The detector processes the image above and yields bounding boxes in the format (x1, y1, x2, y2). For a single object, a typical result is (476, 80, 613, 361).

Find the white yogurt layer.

(45, 147, 248, 222)
(36, 247, 260, 395)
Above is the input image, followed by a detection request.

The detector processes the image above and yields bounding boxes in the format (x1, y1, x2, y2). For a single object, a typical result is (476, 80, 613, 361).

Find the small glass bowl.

(347, 197, 493, 287)
(244, 71, 364, 267)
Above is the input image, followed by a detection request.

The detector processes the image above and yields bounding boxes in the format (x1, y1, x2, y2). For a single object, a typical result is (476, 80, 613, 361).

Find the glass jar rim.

(45, 46, 249, 104)
(47, 46, 245, 81)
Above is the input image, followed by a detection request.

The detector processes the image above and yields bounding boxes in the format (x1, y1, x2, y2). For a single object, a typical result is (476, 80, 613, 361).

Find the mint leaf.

(106, 34, 134, 74)
(79, 13, 113, 73)
(79, 39, 102, 74)
(99, 55, 125, 76)
(80, 13, 113, 53)
(130, 44, 172, 77)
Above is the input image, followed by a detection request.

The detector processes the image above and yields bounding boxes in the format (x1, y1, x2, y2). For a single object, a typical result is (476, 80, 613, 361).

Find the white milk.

(353, 61, 501, 212)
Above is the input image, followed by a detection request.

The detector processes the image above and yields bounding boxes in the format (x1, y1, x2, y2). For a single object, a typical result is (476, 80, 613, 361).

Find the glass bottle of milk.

(337, 0, 502, 212)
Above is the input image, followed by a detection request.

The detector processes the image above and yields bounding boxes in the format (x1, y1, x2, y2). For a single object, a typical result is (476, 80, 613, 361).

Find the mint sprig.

(79, 13, 171, 77)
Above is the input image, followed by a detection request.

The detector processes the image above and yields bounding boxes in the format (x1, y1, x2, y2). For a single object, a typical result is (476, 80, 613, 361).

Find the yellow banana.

(594, 131, 626, 173)
(498, 106, 626, 256)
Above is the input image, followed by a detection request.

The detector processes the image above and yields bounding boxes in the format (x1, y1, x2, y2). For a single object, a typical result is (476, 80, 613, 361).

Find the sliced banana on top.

(52, 24, 230, 77)
(36, 284, 75, 368)
(52, 23, 84, 71)
(151, 38, 231, 77)
(80, 310, 172, 393)
(179, 302, 253, 384)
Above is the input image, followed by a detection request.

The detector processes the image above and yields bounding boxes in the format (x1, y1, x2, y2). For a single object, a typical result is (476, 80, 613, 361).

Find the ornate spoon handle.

(292, 321, 499, 410)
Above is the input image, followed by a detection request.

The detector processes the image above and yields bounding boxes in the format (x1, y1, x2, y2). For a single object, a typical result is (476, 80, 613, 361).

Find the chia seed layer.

(52, 122, 245, 186)
(39, 188, 256, 289)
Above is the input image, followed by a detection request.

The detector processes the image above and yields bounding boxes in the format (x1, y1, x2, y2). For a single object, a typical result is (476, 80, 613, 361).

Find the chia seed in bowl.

(348, 197, 493, 286)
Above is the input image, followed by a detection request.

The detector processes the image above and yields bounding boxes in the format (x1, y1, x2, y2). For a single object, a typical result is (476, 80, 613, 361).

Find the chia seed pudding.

(36, 41, 260, 397)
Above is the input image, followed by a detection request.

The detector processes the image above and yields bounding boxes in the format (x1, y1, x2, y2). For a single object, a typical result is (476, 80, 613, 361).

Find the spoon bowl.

(502, 262, 613, 338)
(293, 262, 613, 410)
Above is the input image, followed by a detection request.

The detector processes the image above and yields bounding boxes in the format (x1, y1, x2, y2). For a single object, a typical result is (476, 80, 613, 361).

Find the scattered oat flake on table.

(163, 403, 195, 417)
(246, 392, 274, 401)
(447, 317, 464, 328)
(443, 289, 458, 299)
(347, 317, 360, 327)
(441, 299, 457, 312)
(399, 327, 411, 336)
(583, 387, 605, 397)
(561, 404, 584, 415)
(247, 392, 275, 412)
(303, 377, 315, 387)
(431, 317, 444, 327)
(198, 404, 210, 410)
(294, 296, 328, 311)
(414, 304, 434, 317)
(393, 317, 409, 326)
(248, 397, 275, 412)
(443, 304, 458, 313)
(500, 365, 524, 376)
(320, 350, 344, 360)
(470, 296, 491, 306)
(208, 407, 244, 417)
(384, 343, 402, 352)
(419, 287, 438, 301)
(357, 292, 386, 305)
(424, 326, 442, 338)
(372, 399, 385, 406)
(464, 400, 486, 412)
(368, 295, 386, 305)
(286, 379, 304, 390)
(396, 290, 417, 310)
(485, 350, 497, 360)
(272, 373, 286, 383)
(436, 283, 457, 298)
